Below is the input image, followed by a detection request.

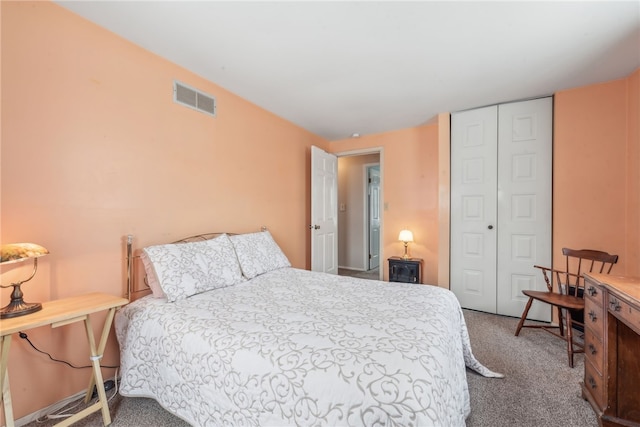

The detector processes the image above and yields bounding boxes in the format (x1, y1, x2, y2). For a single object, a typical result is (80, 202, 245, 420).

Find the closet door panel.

(496, 98, 552, 321)
(451, 106, 498, 313)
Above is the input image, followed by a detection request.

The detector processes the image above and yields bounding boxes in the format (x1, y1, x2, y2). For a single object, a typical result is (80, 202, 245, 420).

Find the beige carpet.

(338, 267, 380, 280)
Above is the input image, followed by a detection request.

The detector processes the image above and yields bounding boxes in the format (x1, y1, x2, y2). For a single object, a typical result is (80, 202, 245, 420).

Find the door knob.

(308, 225, 320, 230)
(488, 225, 494, 230)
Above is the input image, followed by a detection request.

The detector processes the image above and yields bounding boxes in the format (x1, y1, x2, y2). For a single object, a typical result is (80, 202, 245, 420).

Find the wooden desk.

(0, 292, 128, 427)
(582, 273, 640, 427)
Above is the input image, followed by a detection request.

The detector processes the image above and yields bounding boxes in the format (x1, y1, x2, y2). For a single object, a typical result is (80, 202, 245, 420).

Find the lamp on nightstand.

(0, 243, 49, 319)
(398, 229, 414, 260)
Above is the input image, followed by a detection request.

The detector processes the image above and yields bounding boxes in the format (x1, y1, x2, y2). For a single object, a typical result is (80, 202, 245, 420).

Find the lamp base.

(0, 284, 42, 319)
(0, 300, 42, 319)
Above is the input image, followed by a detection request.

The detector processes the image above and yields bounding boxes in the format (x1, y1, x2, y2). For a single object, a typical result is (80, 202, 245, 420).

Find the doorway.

(336, 150, 382, 281)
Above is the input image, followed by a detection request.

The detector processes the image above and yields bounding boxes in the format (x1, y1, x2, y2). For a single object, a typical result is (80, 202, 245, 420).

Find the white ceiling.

(56, 1, 640, 141)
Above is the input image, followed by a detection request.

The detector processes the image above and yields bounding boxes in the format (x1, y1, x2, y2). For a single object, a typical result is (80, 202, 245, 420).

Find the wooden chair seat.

(521, 290, 584, 311)
(515, 248, 618, 368)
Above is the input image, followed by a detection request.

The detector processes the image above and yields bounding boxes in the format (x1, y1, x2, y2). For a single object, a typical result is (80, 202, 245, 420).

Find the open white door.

(368, 165, 381, 270)
(311, 146, 338, 273)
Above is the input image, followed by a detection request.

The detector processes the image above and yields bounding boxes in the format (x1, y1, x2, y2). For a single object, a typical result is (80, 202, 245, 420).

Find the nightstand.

(388, 256, 423, 284)
(0, 292, 128, 427)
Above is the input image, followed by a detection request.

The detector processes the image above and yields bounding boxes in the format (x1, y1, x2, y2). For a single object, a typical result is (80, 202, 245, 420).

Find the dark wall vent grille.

(173, 80, 216, 117)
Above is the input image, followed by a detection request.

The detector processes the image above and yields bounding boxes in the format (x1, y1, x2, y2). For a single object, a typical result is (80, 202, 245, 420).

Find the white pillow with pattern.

(230, 231, 291, 279)
(143, 234, 245, 302)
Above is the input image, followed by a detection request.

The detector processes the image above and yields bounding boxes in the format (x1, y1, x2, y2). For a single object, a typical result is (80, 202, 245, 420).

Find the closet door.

(496, 98, 552, 320)
(451, 98, 552, 322)
(450, 106, 498, 314)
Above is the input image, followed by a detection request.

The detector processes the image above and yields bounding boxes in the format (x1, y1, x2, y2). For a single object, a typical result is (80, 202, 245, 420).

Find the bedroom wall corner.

(437, 112, 451, 289)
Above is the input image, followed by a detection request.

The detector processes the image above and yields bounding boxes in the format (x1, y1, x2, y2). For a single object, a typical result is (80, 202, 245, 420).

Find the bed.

(115, 230, 502, 426)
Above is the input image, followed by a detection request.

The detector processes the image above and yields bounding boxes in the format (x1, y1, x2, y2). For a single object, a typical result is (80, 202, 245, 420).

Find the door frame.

(335, 147, 384, 280)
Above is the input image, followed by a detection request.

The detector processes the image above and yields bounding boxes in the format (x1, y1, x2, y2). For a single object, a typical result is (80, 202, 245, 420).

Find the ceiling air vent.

(173, 80, 216, 117)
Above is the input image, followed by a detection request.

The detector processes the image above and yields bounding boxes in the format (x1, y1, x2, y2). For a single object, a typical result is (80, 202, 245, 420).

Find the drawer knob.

(587, 286, 597, 297)
(588, 311, 597, 322)
(588, 376, 597, 389)
(588, 343, 597, 355)
(609, 299, 621, 312)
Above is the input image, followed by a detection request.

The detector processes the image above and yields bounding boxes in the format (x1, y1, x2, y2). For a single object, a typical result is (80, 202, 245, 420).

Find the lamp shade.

(0, 243, 49, 265)
(398, 229, 414, 243)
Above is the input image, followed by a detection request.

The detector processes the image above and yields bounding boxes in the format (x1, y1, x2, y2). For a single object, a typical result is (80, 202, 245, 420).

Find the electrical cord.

(36, 369, 120, 423)
(19, 331, 119, 369)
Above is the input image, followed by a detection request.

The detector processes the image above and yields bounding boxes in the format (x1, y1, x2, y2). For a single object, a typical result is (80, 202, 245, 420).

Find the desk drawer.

(584, 279, 604, 308)
(584, 327, 604, 376)
(584, 359, 605, 410)
(608, 295, 640, 336)
(584, 300, 605, 338)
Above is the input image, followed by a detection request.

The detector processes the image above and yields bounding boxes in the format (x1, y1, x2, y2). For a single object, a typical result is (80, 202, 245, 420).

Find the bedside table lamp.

(0, 243, 49, 319)
(398, 229, 414, 260)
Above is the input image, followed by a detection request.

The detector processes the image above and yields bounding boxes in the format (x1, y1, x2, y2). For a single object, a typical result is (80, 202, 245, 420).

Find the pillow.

(140, 250, 165, 298)
(230, 230, 291, 279)
(142, 234, 245, 302)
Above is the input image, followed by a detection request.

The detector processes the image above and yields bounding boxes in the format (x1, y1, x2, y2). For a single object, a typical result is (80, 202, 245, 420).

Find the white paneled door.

(368, 165, 381, 270)
(451, 97, 552, 322)
(311, 146, 338, 274)
(451, 106, 499, 314)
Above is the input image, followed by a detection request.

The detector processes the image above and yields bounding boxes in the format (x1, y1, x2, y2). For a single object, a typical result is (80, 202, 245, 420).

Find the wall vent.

(173, 80, 216, 117)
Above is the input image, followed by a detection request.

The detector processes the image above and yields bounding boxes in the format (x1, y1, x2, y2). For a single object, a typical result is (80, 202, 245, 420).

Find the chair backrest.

(559, 248, 618, 296)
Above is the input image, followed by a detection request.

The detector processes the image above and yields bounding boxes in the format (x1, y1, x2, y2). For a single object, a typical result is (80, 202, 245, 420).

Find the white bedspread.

(116, 268, 502, 426)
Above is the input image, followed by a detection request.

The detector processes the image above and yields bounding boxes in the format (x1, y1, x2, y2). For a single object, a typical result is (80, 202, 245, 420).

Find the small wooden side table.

(0, 292, 128, 427)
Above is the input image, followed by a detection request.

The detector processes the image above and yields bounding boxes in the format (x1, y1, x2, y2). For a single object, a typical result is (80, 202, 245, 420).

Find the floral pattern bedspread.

(116, 268, 502, 426)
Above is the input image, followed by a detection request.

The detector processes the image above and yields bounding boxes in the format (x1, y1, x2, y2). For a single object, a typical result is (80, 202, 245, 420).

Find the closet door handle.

(487, 225, 494, 230)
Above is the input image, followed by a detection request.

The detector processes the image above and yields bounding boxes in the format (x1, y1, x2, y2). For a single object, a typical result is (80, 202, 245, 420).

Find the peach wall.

(329, 125, 440, 285)
(1, 1, 326, 421)
(626, 69, 639, 276)
(554, 74, 637, 274)
(437, 113, 451, 288)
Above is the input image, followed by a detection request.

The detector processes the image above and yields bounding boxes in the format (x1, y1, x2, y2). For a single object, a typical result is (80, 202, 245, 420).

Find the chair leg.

(557, 306, 565, 337)
(565, 310, 574, 368)
(515, 297, 534, 336)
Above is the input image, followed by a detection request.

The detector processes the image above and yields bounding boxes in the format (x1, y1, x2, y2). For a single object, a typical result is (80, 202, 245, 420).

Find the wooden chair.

(514, 248, 618, 367)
